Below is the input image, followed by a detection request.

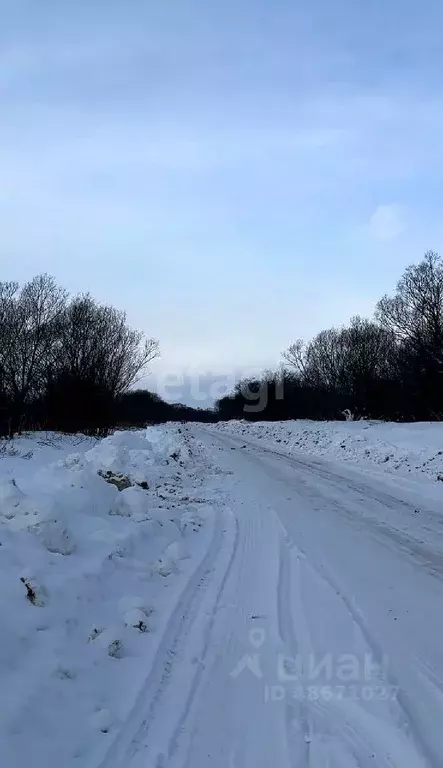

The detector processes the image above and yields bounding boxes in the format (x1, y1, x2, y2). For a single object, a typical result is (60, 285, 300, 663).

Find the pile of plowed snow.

(213, 419, 443, 483)
(0, 426, 221, 767)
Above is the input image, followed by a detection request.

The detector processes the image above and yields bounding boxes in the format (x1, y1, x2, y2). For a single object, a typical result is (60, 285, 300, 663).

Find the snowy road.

(5, 426, 443, 767)
(125, 425, 443, 768)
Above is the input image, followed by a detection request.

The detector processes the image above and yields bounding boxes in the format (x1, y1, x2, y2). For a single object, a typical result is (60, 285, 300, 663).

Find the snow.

(183, 425, 443, 767)
(213, 418, 443, 483)
(0, 426, 222, 767)
(2, 420, 443, 767)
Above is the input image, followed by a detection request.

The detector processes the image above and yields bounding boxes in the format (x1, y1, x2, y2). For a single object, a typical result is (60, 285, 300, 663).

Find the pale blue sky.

(1, 1, 442, 402)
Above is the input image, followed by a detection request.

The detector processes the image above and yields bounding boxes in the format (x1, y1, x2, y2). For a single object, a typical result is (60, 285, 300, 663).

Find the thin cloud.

(369, 205, 405, 241)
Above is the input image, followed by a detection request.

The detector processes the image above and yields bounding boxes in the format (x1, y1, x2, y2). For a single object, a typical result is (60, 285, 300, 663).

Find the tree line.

(5, 251, 443, 435)
(216, 251, 443, 422)
(0, 274, 214, 436)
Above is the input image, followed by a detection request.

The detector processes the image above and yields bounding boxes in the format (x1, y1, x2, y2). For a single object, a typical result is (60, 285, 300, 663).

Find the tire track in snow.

(90, 504, 237, 768)
(169, 483, 291, 768)
(177, 507, 270, 768)
(164, 508, 240, 764)
(276, 532, 432, 767)
(277, 534, 312, 766)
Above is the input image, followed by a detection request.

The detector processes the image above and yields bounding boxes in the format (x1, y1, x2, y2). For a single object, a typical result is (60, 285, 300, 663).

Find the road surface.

(107, 426, 443, 768)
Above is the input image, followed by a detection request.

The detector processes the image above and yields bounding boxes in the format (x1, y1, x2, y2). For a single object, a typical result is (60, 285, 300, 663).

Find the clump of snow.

(19, 575, 47, 606)
(109, 485, 148, 518)
(31, 517, 77, 555)
(118, 594, 143, 612)
(164, 539, 189, 561)
(180, 507, 207, 535)
(83, 426, 192, 489)
(118, 595, 153, 632)
(88, 626, 105, 643)
(99, 634, 124, 659)
(153, 552, 175, 577)
(0, 478, 27, 519)
(123, 608, 150, 632)
(90, 708, 113, 733)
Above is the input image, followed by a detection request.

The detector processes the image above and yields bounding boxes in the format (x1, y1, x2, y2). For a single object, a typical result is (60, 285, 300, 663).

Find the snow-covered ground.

(0, 426, 229, 768)
(213, 419, 443, 484)
(2, 421, 443, 767)
(185, 425, 443, 768)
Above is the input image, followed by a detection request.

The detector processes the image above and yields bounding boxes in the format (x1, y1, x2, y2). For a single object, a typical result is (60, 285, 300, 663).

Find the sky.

(1, 0, 443, 405)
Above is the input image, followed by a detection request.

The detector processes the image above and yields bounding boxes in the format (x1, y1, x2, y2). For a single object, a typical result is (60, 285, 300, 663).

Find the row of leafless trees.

(217, 251, 443, 421)
(0, 275, 159, 435)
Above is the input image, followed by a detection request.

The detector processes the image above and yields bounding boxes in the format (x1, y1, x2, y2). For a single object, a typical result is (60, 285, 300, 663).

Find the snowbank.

(213, 419, 443, 483)
(0, 426, 220, 767)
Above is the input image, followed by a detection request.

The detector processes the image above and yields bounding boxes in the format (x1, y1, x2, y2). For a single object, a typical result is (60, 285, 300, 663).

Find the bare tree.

(284, 329, 347, 391)
(283, 317, 398, 418)
(56, 294, 159, 396)
(0, 273, 163, 433)
(282, 339, 307, 378)
(376, 250, 443, 358)
(0, 275, 67, 430)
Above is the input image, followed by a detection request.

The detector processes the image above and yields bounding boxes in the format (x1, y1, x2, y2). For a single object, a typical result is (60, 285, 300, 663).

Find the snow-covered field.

(213, 419, 443, 484)
(2, 421, 443, 767)
(0, 427, 229, 767)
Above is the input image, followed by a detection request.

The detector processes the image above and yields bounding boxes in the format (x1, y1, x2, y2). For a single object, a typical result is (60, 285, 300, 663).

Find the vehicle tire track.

(90, 505, 237, 768)
(277, 532, 432, 767)
(164, 509, 240, 763)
